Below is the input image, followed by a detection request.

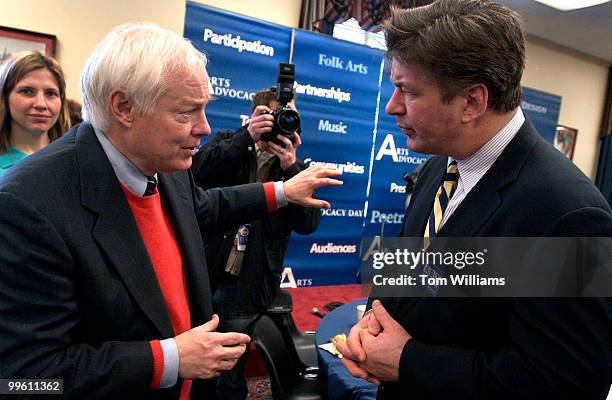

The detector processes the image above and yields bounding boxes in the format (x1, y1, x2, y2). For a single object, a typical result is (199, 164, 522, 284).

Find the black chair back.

(252, 314, 326, 400)
(266, 290, 318, 367)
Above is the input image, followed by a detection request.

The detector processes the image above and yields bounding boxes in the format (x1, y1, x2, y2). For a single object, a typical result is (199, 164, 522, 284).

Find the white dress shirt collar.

(94, 128, 157, 196)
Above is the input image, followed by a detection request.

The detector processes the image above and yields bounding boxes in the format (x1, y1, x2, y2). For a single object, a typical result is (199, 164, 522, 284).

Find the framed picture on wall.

(0, 26, 56, 64)
(554, 125, 578, 160)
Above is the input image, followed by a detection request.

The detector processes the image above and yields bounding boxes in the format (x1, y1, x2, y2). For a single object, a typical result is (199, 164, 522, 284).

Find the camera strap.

(255, 149, 275, 183)
(224, 150, 273, 276)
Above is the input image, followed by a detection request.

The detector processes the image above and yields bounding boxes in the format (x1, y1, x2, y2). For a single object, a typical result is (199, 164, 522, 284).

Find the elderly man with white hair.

(0, 22, 341, 399)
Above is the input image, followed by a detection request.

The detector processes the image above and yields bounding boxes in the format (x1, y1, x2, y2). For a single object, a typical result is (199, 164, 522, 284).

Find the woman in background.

(0, 50, 70, 176)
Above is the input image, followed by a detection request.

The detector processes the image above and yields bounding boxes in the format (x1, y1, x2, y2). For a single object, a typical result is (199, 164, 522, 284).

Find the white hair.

(80, 22, 207, 132)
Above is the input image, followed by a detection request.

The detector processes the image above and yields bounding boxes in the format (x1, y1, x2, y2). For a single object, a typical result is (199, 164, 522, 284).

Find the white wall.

(522, 36, 609, 178)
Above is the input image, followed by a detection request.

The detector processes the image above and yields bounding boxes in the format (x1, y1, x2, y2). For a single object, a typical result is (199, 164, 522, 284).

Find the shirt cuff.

(159, 338, 179, 388)
(274, 181, 287, 208)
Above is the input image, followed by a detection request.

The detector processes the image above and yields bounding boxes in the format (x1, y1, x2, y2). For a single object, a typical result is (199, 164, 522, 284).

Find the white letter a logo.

(280, 267, 297, 288)
(375, 134, 398, 162)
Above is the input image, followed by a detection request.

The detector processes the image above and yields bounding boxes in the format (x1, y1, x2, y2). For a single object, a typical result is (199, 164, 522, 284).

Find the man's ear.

(109, 90, 134, 128)
(462, 84, 488, 123)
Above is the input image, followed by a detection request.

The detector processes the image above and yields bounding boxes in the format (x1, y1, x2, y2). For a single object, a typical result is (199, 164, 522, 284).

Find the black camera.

(260, 63, 300, 145)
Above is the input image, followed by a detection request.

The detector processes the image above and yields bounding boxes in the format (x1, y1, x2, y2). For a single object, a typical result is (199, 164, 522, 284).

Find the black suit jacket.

(375, 120, 612, 399)
(0, 123, 271, 399)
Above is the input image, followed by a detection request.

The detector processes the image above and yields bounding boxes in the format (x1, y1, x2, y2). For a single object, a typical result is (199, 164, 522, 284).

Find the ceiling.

(497, 0, 612, 63)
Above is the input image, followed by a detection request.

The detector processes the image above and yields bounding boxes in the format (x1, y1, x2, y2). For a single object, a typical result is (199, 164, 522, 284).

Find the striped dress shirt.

(439, 108, 525, 229)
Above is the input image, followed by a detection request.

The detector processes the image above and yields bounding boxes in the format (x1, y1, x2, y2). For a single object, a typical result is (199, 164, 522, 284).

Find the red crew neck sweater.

(121, 184, 191, 399)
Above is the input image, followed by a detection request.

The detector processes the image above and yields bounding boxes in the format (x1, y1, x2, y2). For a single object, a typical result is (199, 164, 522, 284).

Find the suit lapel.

(76, 123, 174, 338)
(402, 157, 446, 236)
(437, 176, 503, 237)
(439, 119, 540, 237)
(158, 172, 212, 327)
(394, 158, 446, 311)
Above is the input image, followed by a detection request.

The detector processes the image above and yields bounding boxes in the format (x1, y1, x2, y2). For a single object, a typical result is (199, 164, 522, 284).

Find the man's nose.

(192, 109, 211, 137)
(385, 88, 405, 116)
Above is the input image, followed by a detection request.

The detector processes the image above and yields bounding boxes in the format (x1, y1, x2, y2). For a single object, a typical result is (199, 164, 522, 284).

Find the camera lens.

(277, 109, 300, 133)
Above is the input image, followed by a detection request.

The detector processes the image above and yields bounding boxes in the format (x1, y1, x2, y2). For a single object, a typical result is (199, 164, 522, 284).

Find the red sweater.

(122, 185, 191, 398)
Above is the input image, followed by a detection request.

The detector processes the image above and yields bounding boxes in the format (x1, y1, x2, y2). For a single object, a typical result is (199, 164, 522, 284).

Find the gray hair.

(80, 22, 207, 132)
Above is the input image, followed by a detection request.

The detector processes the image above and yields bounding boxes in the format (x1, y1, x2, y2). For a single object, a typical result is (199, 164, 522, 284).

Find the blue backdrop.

(183, 2, 291, 132)
(286, 30, 384, 285)
(521, 87, 562, 143)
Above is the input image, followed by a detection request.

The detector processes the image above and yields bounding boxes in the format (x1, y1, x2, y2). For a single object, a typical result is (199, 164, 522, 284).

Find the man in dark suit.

(0, 22, 341, 399)
(337, 1, 612, 399)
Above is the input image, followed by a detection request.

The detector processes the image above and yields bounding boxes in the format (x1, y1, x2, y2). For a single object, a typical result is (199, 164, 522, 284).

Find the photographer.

(191, 88, 301, 189)
(190, 87, 320, 400)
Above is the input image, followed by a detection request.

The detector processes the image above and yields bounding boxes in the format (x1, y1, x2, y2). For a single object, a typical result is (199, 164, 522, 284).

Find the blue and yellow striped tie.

(424, 161, 459, 243)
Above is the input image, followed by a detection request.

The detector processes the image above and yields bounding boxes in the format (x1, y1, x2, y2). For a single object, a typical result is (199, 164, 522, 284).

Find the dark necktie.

(144, 175, 157, 196)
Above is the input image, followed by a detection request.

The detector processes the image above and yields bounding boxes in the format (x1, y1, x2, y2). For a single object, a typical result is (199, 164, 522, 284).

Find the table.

(315, 299, 377, 400)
